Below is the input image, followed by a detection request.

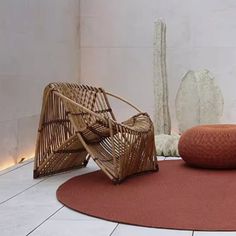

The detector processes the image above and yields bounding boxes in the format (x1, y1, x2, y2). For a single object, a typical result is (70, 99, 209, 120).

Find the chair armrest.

(105, 92, 142, 113)
(54, 90, 149, 134)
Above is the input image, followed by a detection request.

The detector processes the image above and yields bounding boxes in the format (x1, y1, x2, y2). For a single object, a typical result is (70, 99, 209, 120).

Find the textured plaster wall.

(80, 0, 236, 128)
(0, 0, 80, 169)
(2, 0, 236, 169)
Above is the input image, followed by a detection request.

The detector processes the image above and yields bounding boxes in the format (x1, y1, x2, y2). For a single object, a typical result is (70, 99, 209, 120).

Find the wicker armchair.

(34, 83, 158, 183)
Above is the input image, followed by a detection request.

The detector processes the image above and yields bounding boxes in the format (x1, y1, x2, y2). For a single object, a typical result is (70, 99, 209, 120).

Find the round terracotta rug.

(57, 160, 236, 231)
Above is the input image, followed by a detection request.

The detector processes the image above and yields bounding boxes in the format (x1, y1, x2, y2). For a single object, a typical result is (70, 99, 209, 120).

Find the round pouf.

(178, 124, 236, 169)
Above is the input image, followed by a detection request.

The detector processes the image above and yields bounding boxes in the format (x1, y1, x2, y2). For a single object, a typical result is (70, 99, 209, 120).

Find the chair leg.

(33, 169, 39, 179)
(83, 154, 91, 167)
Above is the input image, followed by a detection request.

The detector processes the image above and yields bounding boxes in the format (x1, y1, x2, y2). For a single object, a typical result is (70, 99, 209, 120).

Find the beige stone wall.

(0, 0, 80, 169)
(80, 0, 236, 128)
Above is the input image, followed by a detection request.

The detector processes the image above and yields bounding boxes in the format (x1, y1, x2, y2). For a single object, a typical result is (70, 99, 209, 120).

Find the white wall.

(80, 0, 236, 129)
(2, 0, 236, 169)
(0, 0, 80, 169)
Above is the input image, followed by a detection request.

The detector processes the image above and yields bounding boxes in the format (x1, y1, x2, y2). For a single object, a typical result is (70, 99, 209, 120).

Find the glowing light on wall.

(0, 154, 34, 172)
(0, 160, 16, 171)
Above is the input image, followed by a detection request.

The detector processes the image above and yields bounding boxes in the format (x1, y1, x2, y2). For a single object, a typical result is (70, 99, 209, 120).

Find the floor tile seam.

(50, 218, 115, 222)
(26, 206, 64, 235)
(0, 178, 47, 205)
(0, 160, 34, 177)
(109, 223, 119, 236)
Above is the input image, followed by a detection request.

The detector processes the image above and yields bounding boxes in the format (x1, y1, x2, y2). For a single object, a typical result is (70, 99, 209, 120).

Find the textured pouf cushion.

(178, 124, 236, 169)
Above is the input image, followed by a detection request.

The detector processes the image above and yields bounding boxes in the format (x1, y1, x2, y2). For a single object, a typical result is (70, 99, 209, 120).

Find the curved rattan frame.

(34, 83, 158, 183)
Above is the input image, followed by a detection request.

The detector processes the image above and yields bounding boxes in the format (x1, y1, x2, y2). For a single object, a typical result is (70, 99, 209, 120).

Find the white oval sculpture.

(175, 70, 224, 133)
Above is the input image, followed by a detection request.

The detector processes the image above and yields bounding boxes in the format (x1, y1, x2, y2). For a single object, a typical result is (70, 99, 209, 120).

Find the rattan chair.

(34, 83, 158, 183)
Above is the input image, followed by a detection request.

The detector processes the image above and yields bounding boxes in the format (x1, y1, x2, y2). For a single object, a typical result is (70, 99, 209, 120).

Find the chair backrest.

(49, 83, 115, 142)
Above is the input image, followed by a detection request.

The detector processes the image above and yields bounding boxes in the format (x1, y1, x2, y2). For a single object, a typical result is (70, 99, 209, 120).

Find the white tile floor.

(0, 157, 234, 236)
